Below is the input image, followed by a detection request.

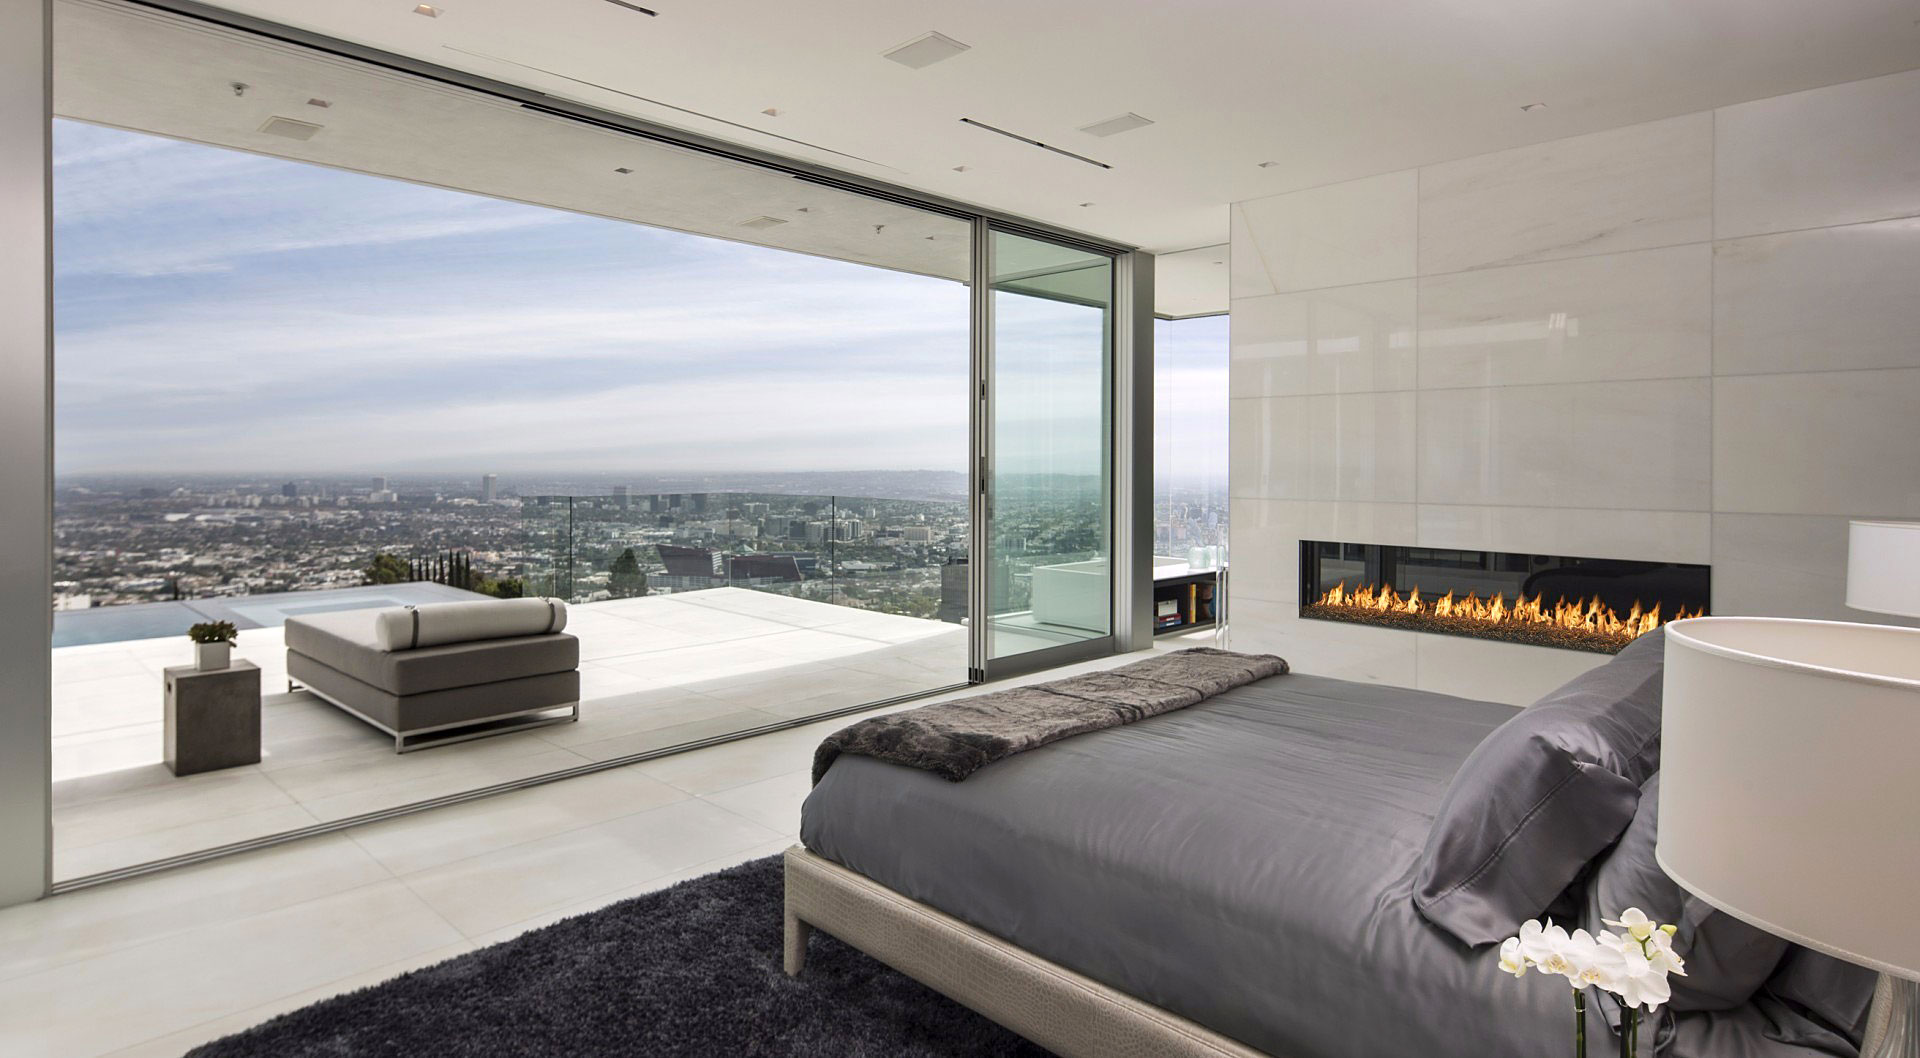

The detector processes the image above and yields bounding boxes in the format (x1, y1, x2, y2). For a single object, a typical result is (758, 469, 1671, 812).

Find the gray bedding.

(801, 672, 1855, 1058)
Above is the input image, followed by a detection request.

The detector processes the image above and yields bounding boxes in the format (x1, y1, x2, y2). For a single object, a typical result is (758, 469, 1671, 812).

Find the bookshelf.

(1152, 569, 1221, 636)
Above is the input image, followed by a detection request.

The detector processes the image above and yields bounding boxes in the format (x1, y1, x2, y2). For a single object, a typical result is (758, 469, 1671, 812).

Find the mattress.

(801, 672, 1850, 1058)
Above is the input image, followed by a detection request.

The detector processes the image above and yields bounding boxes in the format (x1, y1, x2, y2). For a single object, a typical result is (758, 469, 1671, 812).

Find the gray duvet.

(801, 673, 1854, 1058)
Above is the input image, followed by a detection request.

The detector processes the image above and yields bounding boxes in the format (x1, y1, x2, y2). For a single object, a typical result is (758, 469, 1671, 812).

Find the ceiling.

(163, 0, 1920, 261)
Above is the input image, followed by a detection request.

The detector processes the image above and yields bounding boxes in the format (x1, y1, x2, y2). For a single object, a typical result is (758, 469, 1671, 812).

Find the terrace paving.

(50, 587, 967, 882)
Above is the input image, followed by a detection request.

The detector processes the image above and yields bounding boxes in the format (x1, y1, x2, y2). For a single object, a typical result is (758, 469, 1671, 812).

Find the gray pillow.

(1414, 629, 1666, 946)
(1588, 773, 1792, 1010)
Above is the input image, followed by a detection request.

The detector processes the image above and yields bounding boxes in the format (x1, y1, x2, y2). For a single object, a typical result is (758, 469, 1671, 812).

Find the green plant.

(608, 547, 648, 599)
(365, 551, 411, 585)
(186, 621, 238, 645)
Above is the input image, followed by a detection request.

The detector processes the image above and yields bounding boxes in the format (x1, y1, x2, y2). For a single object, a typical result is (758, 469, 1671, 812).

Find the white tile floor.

(50, 589, 971, 881)
(2, 639, 1200, 1058)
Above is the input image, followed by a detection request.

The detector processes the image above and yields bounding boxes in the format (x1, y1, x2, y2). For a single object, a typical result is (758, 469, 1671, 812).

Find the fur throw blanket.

(811, 647, 1289, 784)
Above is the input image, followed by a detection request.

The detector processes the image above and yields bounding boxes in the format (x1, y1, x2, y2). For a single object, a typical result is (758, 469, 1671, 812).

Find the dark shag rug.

(186, 855, 1055, 1057)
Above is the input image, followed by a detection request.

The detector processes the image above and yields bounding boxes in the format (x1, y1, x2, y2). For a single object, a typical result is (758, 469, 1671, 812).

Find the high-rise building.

(939, 557, 969, 625)
(281, 481, 297, 498)
(369, 476, 387, 492)
(612, 484, 631, 509)
(481, 474, 498, 503)
(690, 493, 709, 513)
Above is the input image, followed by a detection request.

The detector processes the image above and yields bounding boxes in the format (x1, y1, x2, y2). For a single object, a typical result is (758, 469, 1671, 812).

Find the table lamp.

(1657, 520, 1920, 1058)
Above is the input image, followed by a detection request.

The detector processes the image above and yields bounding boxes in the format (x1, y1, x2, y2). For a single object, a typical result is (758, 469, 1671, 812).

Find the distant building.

(901, 526, 934, 544)
(725, 554, 803, 583)
(481, 474, 498, 503)
(281, 481, 297, 498)
(657, 544, 722, 579)
(690, 493, 709, 513)
(612, 484, 631, 509)
(369, 476, 387, 492)
(939, 557, 968, 624)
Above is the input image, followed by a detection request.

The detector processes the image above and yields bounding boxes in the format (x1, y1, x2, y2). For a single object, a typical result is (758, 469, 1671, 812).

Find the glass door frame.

(967, 220, 1154, 681)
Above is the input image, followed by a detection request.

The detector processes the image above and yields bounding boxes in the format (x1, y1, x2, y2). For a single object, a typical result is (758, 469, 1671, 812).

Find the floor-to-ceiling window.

(47, 0, 986, 882)
(1153, 314, 1229, 559)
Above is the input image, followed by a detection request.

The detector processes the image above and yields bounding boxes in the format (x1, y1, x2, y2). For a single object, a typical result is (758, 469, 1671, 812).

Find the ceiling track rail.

(108, 0, 1135, 255)
(959, 117, 1113, 170)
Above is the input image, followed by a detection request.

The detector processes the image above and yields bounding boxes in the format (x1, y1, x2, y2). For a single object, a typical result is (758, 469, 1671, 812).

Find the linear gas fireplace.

(1299, 541, 1709, 654)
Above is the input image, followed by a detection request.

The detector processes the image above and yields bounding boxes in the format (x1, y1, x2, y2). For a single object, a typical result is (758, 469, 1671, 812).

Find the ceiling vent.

(258, 116, 324, 141)
(1077, 112, 1153, 138)
(883, 31, 969, 69)
(740, 215, 789, 230)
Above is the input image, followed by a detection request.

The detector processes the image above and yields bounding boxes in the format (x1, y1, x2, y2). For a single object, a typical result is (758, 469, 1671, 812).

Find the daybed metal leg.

(784, 910, 813, 976)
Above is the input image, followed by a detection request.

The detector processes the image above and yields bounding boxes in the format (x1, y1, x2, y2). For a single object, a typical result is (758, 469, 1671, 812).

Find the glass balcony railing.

(512, 491, 970, 626)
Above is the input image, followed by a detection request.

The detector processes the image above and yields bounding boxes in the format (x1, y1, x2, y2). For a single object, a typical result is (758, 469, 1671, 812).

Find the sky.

(52, 119, 1224, 483)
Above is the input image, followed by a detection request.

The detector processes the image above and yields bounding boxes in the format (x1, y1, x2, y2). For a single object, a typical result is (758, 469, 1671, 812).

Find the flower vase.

(194, 641, 230, 671)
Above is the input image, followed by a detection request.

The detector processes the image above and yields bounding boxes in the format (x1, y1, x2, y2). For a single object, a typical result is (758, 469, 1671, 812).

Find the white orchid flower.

(1612, 945, 1673, 1012)
(1498, 937, 1530, 978)
(1604, 907, 1657, 942)
(1580, 940, 1626, 988)
(1643, 930, 1687, 977)
(1519, 921, 1601, 985)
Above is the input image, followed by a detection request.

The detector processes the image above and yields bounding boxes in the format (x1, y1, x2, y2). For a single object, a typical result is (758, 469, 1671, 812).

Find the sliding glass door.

(980, 231, 1115, 669)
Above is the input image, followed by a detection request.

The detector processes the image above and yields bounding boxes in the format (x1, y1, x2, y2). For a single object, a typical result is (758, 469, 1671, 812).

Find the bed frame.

(782, 846, 1271, 1058)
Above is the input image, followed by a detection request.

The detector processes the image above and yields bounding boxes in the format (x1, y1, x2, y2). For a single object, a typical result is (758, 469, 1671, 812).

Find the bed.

(792, 660, 1871, 1058)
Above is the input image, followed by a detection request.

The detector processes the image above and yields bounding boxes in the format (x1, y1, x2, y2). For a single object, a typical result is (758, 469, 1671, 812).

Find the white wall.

(1227, 67, 1920, 706)
(0, 0, 54, 907)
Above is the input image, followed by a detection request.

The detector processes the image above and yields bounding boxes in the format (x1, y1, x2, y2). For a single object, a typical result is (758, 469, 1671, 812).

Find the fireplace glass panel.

(1299, 541, 1709, 654)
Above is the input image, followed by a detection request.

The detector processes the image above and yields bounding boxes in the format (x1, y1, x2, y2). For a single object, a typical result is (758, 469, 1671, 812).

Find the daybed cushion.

(1414, 629, 1666, 946)
(1589, 773, 1791, 1010)
(370, 597, 567, 651)
(285, 609, 577, 696)
(288, 651, 578, 733)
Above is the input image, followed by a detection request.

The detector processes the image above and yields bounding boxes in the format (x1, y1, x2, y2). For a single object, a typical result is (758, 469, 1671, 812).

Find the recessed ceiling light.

(740, 215, 788, 229)
(306, 98, 331, 108)
(413, 4, 441, 17)
(1077, 112, 1154, 138)
(1520, 102, 1548, 112)
(882, 31, 970, 69)
(613, 166, 633, 174)
(761, 107, 781, 117)
(1256, 161, 1280, 168)
(258, 116, 324, 141)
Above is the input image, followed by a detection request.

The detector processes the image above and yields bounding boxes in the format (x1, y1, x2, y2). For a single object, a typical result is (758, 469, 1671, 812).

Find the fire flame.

(1312, 581, 1699, 643)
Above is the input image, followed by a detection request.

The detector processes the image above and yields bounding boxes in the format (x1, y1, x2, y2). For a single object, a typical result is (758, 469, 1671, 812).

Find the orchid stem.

(1574, 990, 1587, 1058)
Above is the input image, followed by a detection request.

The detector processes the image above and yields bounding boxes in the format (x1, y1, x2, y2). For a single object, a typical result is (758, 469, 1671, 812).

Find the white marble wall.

(1228, 67, 1920, 706)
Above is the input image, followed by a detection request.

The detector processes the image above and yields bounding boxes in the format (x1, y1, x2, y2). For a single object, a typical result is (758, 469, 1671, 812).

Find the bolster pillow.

(372, 598, 568, 652)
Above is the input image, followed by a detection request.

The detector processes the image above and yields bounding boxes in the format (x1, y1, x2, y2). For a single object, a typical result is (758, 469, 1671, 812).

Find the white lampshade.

(1658, 617, 1920, 981)
(1849, 520, 1920, 618)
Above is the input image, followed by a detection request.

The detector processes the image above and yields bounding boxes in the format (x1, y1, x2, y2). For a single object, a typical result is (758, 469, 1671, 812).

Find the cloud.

(53, 121, 982, 476)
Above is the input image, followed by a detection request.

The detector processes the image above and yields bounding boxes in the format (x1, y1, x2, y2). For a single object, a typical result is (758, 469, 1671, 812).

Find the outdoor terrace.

(50, 587, 968, 882)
